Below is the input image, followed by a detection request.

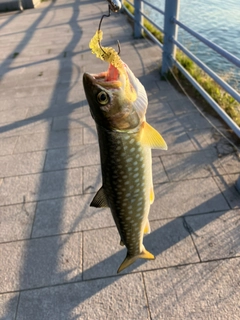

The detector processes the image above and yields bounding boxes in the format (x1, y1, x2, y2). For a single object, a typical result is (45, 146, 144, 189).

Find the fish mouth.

(83, 72, 96, 85)
(84, 64, 123, 89)
(102, 63, 119, 82)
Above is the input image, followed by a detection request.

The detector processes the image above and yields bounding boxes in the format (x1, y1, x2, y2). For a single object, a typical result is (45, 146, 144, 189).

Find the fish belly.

(97, 125, 152, 256)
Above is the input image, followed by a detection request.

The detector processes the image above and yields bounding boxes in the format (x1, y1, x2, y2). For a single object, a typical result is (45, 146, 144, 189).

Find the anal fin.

(90, 186, 108, 208)
(144, 219, 151, 235)
(150, 187, 154, 204)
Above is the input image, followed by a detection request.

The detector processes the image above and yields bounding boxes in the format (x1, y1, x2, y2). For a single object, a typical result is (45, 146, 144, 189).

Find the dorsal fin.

(126, 64, 148, 119)
(139, 122, 167, 150)
(90, 186, 108, 208)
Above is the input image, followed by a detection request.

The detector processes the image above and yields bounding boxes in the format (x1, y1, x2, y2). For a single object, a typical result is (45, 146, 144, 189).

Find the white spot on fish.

(129, 139, 134, 144)
(133, 173, 139, 178)
(126, 158, 133, 163)
(130, 147, 135, 152)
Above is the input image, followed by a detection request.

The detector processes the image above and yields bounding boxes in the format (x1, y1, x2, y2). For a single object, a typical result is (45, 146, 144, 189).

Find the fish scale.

(97, 125, 152, 258)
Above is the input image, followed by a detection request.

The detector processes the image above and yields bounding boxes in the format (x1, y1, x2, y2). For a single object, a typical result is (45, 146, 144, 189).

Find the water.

(145, 0, 240, 92)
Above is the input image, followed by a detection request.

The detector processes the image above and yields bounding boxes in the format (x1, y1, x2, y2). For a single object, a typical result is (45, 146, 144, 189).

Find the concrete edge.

(0, 0, 41, 12)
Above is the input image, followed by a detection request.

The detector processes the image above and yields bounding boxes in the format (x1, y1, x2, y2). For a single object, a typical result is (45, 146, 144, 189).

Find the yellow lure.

(89, 30, 137, 103)
(89, 30, 124, 73)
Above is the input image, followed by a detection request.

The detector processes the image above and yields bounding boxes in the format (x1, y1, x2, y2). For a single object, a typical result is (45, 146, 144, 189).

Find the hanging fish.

(83, 30, 167, 273)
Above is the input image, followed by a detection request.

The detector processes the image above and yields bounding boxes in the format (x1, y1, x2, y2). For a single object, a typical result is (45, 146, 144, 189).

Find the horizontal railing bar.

(173, 18, 240, 69)
(140, 9, 164, 34)
(140, 21, 163, 49)
(124, 0, 133, 6)
(172, 38, 240, 103)
(142, 0, 164, 15)
(172, 58, 240, 137)
(123, 2, 135, 19)
(122, 3, 163, 49)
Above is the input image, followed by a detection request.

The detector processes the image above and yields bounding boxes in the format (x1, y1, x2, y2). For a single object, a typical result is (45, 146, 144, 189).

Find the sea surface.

(145, 0, 240, 92)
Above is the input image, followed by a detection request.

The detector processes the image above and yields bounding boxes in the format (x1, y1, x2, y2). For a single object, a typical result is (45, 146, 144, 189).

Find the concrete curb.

(0, 0, 40, 12)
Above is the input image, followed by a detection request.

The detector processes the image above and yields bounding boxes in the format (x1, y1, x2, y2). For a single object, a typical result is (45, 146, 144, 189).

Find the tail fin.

(117, 247, 155, 273)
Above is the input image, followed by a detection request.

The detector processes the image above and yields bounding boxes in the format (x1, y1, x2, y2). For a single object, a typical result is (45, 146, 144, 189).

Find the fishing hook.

(98, 5, 121, 55)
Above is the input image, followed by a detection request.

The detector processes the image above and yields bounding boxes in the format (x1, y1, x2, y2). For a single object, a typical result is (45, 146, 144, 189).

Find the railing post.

(134, 0, 143, 38)
(161, 0, 180, 75)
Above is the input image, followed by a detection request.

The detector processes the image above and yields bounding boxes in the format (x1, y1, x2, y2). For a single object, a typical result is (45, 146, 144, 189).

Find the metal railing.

(123, 0, 240, 139)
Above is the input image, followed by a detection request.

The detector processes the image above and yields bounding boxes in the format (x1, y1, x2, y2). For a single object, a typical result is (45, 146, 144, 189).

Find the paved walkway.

(0, 0, 240, 319)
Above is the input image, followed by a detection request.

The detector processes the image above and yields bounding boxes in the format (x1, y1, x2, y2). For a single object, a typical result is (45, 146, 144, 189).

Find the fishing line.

(164, 61, 240, 153)
(98, 5, 121, 55)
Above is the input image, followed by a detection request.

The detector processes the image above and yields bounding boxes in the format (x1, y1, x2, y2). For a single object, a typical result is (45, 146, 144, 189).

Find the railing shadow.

(0, 11, 21, 30)
(9, 192, 240, 319)
(0, 0, 89, 318)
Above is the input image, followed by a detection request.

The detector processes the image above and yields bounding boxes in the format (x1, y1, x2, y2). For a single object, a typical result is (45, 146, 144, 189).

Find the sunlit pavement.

(0, 1, 240, 318)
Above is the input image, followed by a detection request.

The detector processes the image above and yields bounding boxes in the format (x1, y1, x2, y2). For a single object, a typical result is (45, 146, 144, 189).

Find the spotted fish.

(83, 31, 167, 273)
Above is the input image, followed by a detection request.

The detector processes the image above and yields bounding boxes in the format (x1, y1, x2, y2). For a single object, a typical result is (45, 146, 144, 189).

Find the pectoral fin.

(117, 246, 155, 273)
(90, 186, 108, 207)
(140, 122, 167, 150)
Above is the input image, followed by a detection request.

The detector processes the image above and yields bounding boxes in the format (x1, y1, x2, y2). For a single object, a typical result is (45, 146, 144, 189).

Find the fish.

(83, 30, 167, 273)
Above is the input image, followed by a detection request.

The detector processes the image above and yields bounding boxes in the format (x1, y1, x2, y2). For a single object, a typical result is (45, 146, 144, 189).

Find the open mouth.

(105, 63, 119, 82)
(90, 64, 122, 89)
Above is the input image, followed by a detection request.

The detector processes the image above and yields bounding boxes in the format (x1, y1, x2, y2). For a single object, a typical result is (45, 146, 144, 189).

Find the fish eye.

(97, 91, 109, 105)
